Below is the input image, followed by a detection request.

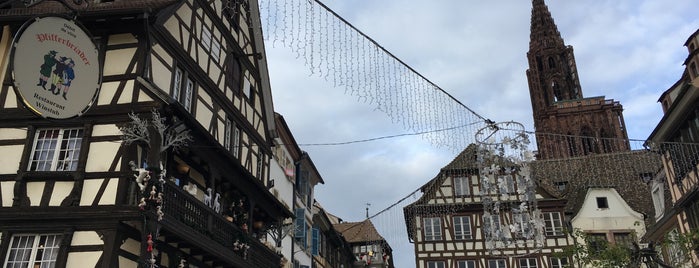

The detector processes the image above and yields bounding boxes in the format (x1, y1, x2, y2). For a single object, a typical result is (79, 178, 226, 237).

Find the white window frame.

(519, 258, 538, 268)
(453, 215, 472, 240)
(224, 118, 232, 151)
(184, 78, 194, 112)
(457, 260, 476, 268)
(454, 176, 470, 196)
(513, 212, 532, 238)
(488, 259, 507, 268)
(4, 234, 62, 268)
(233, 126, 240, 157)
(200, 25, 221, 62)
(543, 212, 564, 236)
(423, 217, 442, 241)
(172, 67, 183, 100)
(498, 174, 515, 194)
(243, 77, 252, 99)
(29, 128, 83, 171)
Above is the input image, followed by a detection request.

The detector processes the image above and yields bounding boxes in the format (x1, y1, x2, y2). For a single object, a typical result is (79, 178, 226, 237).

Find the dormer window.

(596, 197, 609, 209)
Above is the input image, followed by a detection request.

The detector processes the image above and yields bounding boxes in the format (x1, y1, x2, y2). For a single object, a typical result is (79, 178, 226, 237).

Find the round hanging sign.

(11, 16, 101, 119)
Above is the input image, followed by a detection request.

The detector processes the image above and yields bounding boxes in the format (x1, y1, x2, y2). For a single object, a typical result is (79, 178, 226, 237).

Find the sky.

(262, 0, 699, 266)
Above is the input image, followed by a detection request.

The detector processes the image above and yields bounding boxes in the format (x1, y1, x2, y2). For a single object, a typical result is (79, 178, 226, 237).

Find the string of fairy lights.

(256, 0, 698, 259)
(261, 0, 489, 152)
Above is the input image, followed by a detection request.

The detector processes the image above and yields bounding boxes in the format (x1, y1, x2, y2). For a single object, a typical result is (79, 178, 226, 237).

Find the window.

(184, 78, 194, 112)
(294, 208, 306, 248)
(596, 197, 609, 209)
(488, 259, 507, 268)
(513, 212, 532, 238)
(172, 68, 182, 100)
(233, 126, 240, 157)
(200, 26, 221, 62)
(5, 234, 62, 268)
(243, 77, 254, 102)
(457, 260, 476, 268)
(172, 68, 195, 112)
(519, 258, 537, 268)
(554, 181, 568, 191)
(613, 232, 634, 248)
(423, 217, 442, 241)
(586, 233, 608, 256)
(550, 257, 569, 268)
(498, 175, 515, 194)
(224, 118, 232, 151)
(483, 214, 502, 237)
(29, 128, 83, 171)
(543, 212, 564, 236)
(453, 215, 472, 240)
(454, 176, 470, 196)
(427, 261, 446, 268)
(311, 228, 320, 256)
(651, 181, 665, 218)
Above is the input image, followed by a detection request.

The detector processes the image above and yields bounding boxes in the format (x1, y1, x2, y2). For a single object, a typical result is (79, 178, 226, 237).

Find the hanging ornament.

(476, 121, 544, 257)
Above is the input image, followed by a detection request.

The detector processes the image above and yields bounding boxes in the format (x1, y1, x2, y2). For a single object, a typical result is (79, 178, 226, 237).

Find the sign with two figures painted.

(11, 16, 100, 119)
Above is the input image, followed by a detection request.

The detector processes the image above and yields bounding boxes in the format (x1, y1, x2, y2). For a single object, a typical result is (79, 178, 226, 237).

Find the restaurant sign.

(11, 16, 101, 119)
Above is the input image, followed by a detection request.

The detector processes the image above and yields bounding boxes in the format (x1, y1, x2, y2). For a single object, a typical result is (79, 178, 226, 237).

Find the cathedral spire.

(525, 1, 630, 159)
(529, 0, 565, 51)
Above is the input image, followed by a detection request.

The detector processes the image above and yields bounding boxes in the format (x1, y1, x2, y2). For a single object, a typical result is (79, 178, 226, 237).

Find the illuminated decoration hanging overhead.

(259, 0, 489, 151)
(476, 121, 544, 256)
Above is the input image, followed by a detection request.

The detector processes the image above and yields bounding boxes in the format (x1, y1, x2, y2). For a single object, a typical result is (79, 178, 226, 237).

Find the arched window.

(551, 81, 562, 102)
(600, 128, 614, 153)
(581, 127, 597, 155)
(548, 57, 556, 68)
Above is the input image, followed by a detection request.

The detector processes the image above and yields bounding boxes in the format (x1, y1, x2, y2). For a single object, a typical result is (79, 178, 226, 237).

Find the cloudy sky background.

(261, 0, 699, 265)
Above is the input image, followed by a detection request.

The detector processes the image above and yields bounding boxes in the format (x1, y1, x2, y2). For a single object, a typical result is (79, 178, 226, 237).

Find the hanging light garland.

(260, 0, 489, 152)
(476, 121, 544, 256)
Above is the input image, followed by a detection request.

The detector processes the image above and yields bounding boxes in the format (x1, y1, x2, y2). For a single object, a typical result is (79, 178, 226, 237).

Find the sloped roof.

(0, 0, 178, 20)
(531, 150, 662, 226)
(334, 219, 386, 244)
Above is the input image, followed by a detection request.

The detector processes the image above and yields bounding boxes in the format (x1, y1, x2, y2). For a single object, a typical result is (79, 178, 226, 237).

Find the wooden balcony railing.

(154, 182, 281, 268)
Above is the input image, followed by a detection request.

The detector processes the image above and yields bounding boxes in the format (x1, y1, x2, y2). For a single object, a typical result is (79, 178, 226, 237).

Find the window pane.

(184, 79, 194, 112)
(30, 129, 82, 171)
(454, 216, 472, 240)
(457, 260, 476, 268)
(6, 234, 62, 268)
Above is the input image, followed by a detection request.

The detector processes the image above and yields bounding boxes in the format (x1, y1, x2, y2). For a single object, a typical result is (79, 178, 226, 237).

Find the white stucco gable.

(571, 188, 646, 238)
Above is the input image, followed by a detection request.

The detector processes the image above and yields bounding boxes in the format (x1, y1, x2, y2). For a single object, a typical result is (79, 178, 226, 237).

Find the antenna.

(365, 203, 371, 219)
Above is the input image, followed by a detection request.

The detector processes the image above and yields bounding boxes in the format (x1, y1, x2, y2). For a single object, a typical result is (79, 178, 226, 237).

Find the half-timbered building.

(404, 145, 571, 268)
(334, 218, 394, 268)
(645, 28, 699, 267)
(0, 0, 293, 267)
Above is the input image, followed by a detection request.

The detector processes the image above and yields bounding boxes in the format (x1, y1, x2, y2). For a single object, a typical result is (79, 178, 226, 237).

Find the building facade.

(0, 0, 293, 267)
(645, 28, 699, 267)
(404, 145, 572, 268)
(334, 219, 394, 268)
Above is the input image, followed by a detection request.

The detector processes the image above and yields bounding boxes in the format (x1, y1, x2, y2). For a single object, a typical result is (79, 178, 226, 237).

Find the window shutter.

(311, 228, 320, 256)
(294, 208, 305, 239)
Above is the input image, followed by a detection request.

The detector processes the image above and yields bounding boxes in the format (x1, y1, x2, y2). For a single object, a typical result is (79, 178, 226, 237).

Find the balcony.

(154, 182, 281, 268)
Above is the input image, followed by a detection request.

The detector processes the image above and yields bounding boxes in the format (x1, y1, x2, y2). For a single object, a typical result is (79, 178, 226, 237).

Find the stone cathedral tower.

(526, 0, 630, 159)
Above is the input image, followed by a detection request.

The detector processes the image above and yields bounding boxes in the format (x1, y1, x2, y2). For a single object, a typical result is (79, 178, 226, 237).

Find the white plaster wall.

(71, 231, 103, 246)
(66, 252, 101, 267)
(571, 188, 646, 237)
(1, 181, 14, 207)
(0, 145, 22, 173)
